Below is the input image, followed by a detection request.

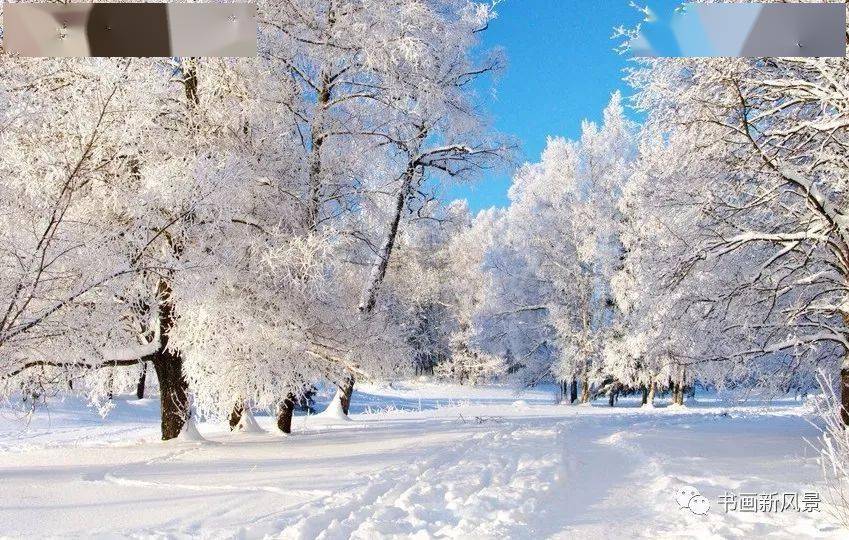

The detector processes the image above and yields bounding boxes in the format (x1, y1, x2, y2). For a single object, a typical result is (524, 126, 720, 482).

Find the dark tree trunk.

(352, 136, 426, 415)
(340, 376, 355, 416)
(107, 371, 114, 400)
(672, 382, 685, 406)
(142, 64, 197, 441)
(580, 372, 590, 403)
(152, 349, 188, 440)
(277, 393, 295, 433)
(641, 385, 648, 405)
(608, 386, 616, 407)
(841, 367, 849, 425)
(136, 363, 147, 399)
(228, 402, 244, 431)
(306, 81, 328, 230)
(152, 278, 188, 440)
(183, 60, 200, 105)
(570, 378, 578, 404)
(358, 165, 417, 314)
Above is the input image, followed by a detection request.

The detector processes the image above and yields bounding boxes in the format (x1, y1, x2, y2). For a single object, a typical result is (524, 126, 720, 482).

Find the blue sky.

(447, 0, 680, 211)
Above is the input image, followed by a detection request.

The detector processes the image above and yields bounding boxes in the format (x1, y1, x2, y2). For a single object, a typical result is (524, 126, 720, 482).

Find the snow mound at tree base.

(176, 418, 207, 442)
(235, 409, 265, 433)
(312, 390, 351, 422)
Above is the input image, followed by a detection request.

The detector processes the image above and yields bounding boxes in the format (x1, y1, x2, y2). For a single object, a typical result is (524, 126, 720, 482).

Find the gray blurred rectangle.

(3, 2, 256, 57)
(632, 3, 846, 57)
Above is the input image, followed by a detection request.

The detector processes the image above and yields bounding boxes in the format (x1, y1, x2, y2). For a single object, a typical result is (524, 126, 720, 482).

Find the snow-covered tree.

(0, 58, 169, 413)
(609, 0, 849, 414)
(622, 47, 849, 406)
(475, 93, 635, 400)
(328, 0, 508, 406)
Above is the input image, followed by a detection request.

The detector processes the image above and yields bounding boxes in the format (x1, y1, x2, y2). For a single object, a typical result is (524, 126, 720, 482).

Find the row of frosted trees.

(5, 0, 849, 442)
(448, 32, 849, 414)
(0, 0, 509, 439)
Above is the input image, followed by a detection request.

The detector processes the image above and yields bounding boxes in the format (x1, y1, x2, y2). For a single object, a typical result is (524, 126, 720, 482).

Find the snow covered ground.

(0, 382, 843, 539)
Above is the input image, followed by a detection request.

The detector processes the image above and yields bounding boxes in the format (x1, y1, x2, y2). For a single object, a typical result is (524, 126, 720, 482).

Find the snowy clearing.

(0, 383, 842, 539)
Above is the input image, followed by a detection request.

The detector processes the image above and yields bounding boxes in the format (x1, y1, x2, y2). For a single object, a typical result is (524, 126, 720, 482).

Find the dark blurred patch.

(86, 3, 171, 57)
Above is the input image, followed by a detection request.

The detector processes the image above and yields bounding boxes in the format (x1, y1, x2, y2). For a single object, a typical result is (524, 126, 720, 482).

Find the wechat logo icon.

(675, 485, 710, 515)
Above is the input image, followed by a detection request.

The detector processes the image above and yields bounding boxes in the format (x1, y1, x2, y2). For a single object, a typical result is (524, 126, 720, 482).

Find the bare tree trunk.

(152, 349, 188, 440)
(228, 402, 244, 430)
(569, 378, 578, 404)
(348, 132, 429, 411)
(673, 381, 685, 406)
(306, 72, 331, 230)
(841, 367, 849, 425)
(277, 393, 295, 434)
(152, 278, 188, 440)
(348, 163, 422, 409)
(136, 363, 147, 399)
(358, 165, 417, 314)
(580, 372, 590, 403)
(147, 61, 196, 441)
(641, 384, 648, 405)
(647, 381, 656, 406)
(106, 370, 114, 400)
(608, 383, 616, 407)
(340, 376, 355, 416)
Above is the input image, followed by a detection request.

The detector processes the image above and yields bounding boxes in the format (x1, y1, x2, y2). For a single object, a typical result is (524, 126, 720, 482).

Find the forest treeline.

(2, 1, 849, 446)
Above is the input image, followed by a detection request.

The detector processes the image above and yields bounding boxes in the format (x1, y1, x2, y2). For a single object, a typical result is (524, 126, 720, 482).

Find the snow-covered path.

(0, 384, 842, 539)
